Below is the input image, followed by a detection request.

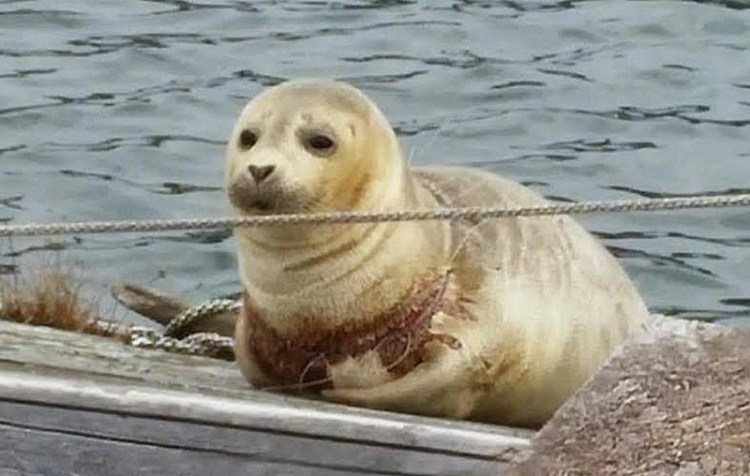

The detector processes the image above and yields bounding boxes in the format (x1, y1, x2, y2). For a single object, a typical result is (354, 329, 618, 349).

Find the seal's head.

(225, 79, 405, 215)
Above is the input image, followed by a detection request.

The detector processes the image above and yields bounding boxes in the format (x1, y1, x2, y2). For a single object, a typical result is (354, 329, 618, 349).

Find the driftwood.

(0, 320, 531, 476)
(507, 318, 750, 476)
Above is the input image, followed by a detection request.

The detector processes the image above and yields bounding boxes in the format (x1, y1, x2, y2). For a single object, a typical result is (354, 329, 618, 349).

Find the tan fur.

(226, 79, 649, 428)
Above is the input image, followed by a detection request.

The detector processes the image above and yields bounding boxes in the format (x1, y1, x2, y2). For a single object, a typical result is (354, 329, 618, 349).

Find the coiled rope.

(2, 193, 750, 237)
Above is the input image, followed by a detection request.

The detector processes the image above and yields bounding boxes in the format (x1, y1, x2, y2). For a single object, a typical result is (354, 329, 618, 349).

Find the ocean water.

(1, 0, 749, 326)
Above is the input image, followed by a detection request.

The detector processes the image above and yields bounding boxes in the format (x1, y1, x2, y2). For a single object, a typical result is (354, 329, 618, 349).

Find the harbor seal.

(225, 79, 649, 428)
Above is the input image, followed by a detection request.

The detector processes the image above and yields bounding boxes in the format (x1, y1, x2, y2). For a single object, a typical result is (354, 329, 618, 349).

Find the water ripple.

(1, 0, 748, 325)
(554, 105, 711, 122)
(687, 0, 750, 10)
(542, 138, 658, 153)
(152, 183, 222, 195)
(0, 195, 24, 211)
(537, 68, 593, 82)
(53, 169, 220, 197)
(607, 185, 750, 199)
(608, 245, 718, 278)
(144, 0, 260, 14)
(45, 135, 223, 152)
(0, 68, 56, 79)
(342, 50, 490, 69)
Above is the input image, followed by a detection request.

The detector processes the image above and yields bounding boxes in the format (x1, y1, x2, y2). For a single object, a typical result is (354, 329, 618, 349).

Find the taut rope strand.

(2, 193, 750, 237)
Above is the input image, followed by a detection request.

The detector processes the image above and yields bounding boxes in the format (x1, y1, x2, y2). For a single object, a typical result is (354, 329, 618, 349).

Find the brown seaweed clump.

(0, 266, 125, 340)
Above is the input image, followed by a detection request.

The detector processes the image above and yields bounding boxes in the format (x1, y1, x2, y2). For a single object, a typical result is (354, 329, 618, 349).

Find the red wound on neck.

(242, 273, 453, 391)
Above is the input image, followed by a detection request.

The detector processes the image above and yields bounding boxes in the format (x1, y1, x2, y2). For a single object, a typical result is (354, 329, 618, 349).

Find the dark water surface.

(1, 0, 749, 326)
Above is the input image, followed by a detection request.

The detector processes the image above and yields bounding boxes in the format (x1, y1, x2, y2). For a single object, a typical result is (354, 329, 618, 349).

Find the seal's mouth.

(227, 177, 281, 214)
(251, 199, 272, 211)
(228, 176, 318, 215)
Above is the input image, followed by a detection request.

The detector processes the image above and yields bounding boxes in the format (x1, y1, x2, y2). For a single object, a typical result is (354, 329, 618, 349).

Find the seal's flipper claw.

(110, 282, 189, 324)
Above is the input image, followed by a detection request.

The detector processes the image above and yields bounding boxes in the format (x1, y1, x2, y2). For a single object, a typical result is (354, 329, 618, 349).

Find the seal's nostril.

(248, 165, 275, 184)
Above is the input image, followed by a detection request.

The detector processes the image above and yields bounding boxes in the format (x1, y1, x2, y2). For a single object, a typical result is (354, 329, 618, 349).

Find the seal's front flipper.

(322, 346, 482, 421)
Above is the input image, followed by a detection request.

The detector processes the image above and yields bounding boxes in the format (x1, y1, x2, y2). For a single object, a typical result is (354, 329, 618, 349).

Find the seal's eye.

(238, 129, 257, 150)
(300, 130, 337, 157)
(307, 135, 334, 152)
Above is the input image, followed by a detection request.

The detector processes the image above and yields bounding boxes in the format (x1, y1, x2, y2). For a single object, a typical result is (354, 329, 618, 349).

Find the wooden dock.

(0, 320, 531, 476)
(2, 317, 750, 475)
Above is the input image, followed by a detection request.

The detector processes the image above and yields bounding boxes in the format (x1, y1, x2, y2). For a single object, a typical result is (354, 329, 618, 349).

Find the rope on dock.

(164, 298, 241, 338)
(2, 193, 750, 237)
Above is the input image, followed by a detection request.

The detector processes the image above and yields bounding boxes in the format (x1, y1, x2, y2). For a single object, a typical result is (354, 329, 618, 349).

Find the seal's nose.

(248, 165, 275, 184)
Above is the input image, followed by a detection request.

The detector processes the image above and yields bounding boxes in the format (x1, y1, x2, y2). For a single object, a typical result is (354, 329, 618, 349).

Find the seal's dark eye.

(307, 135, 334, 151)
(238, 129, 257, 150)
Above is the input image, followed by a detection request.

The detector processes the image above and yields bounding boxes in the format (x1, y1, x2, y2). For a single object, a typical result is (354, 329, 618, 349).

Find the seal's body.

(226, 79, 649, 427)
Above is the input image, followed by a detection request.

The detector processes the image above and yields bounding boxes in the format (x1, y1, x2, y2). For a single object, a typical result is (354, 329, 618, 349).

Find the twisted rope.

(130, 327, 235, 360)
(15, 192, 750, 360)
(164, 298, 241, 337)
(90, 320, 235, 360)
(2, 193, 749, 237)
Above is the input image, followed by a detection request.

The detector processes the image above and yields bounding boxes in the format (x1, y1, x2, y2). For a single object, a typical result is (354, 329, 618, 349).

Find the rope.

(129, 326, 235, 360)
(12, 192, 750, 361)
(89, 319, 235, 360)
(164, 298, 241, 338)
(1, 193, 749, 237)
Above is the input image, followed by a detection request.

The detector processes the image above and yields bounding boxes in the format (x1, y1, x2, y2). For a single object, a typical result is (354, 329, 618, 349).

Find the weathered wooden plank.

(0, 321, 531, 475)
(507, 317, 750, 475)
(0, 423, 366, 476)
(0, 390, 514, 476)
